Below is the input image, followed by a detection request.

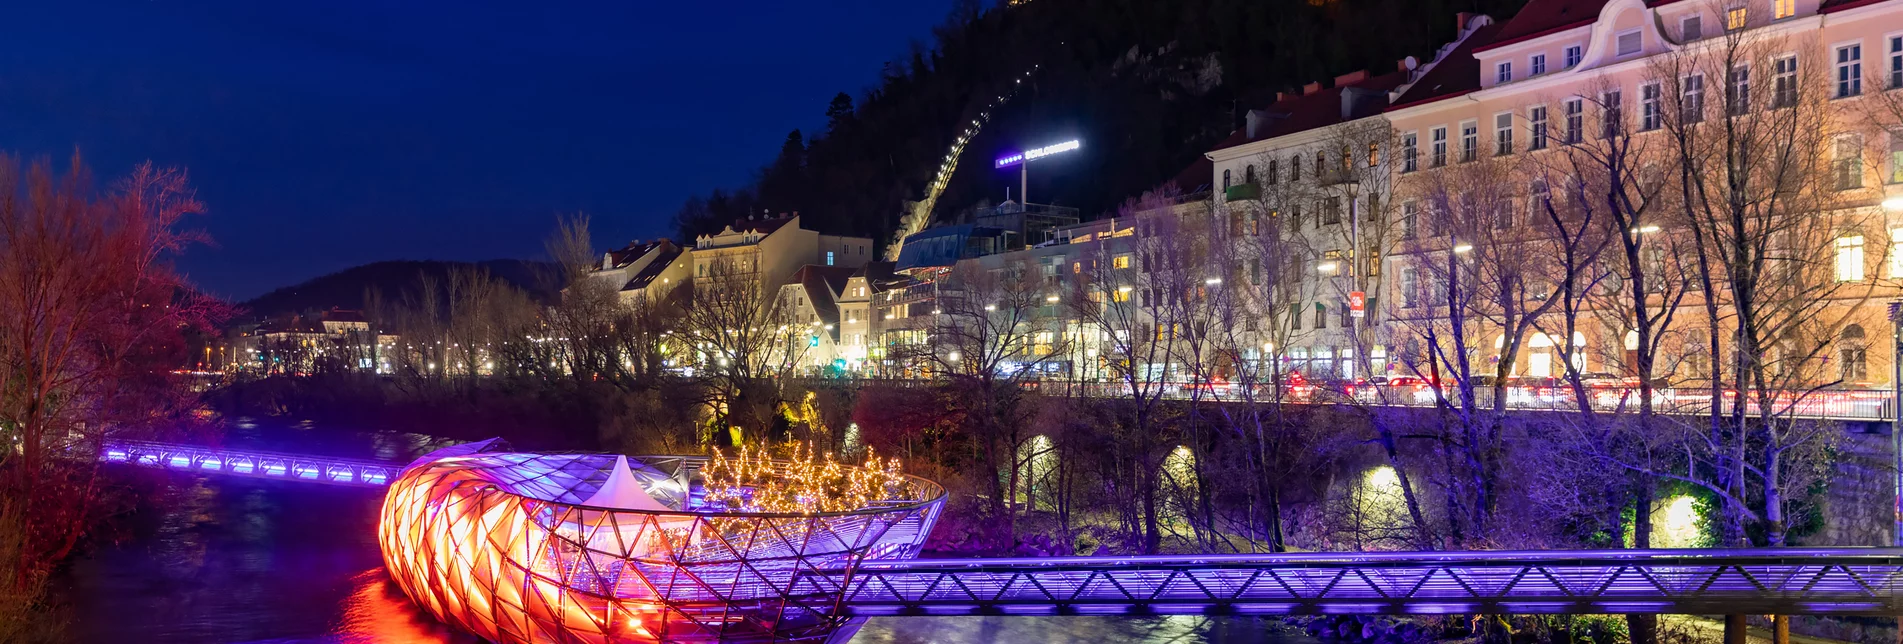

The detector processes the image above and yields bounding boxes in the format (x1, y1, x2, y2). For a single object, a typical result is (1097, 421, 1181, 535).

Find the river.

(51, 422, 1314, 643)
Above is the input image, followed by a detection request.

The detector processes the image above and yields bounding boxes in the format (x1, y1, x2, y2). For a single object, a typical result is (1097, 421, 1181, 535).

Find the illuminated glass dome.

(378, 440, 945, 643)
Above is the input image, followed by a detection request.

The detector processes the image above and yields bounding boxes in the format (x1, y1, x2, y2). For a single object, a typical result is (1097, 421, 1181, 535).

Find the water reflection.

(58, 425, 1312, 643)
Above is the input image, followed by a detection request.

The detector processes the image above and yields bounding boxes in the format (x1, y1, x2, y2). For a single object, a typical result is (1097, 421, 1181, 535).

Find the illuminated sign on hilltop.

(995, 139, 1080, 168)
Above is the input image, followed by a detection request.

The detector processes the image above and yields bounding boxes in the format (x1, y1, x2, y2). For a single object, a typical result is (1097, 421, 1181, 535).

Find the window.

(1288, 204, 1303, 232)
(1774, 0, 1794, 19)
(1368, 142, 1380, 167)
(1245, 164, 1256, 184)
(1401, 133, 1418, 173)
(1495, 112, 1515, 155)
(1267, 159, 1279, 184)
(1529, 105, 1549, 150)
(1834, 134, 1863, 191)
(1322, 197, 1342, 225)
(1726, 5, 1747, 30)
(1641, 82, 1662, 131)
(1890, 130, 1903, 184)
(1729, 65, 1751, 114)
(1400, 268, 1419, 308)
(1836, 234, 1866, 282)
(1682, 15, 1703, 41)
(1290, 304, 1302, 330)
(1616, 30, 1642, 57)
(1222, 169, 1231, 189)
(1773, 55, 1798, 108)
(1496, 61, 1512, 84)
(1682, 74, 1705, 123)
(1401, 200, 1419, 240)
(826, 251, 835, 266)
(1840, 325, 1869, 382)
(1564, 45, 1583, 69)
(1890, 228, 1903, 277)
(1289, 155, 1301, 181)
(1431, 127, 1448, 167)
(1837, 44, 1863, 98)
(1341, 144, 1354, 174)
(1891, 36, 1902, 89)
(1564, 98, 1584, 144)
(1460, 120, 1478, 162)
(1531, 54, 1546, 76)
(1315, 150, 1326, 176)
(1112, 253, 1132, 269)
(1602, 89, 1624, 138)
(1250, 258, 1262, 285)
(1314, 303, 1327, 329)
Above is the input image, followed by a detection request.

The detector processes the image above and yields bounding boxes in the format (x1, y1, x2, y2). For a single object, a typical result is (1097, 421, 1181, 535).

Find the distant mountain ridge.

(238, 259, 559, 322)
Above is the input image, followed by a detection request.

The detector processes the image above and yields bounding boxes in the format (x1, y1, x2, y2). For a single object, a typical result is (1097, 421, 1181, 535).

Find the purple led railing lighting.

(101, 440, 1903, 622)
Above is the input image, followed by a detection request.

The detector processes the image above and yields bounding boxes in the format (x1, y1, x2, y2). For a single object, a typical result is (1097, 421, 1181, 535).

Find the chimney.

(1333, 70, 1368, 87)
(1275, 90, 1292, 102)
(1456, 12, 1477, 32)
(1398, 56, 1418, 72)
(1302, 81, 1323, 95)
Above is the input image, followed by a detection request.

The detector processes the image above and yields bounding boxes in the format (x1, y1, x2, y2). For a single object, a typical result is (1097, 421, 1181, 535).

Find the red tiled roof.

(1208, 69, 1409, 155)
(1473, 0, 1608, 53)
(1388, 22, 1505, 110)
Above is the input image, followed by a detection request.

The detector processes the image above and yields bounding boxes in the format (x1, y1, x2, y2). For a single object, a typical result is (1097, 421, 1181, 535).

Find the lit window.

(1368, 142, 1380, 167)
(1528, 106, 1548, 150)
(1890, 228, 1903, 277)
(1531, 54, 1546, 76)
(1112, 254, 1132, 269)
(1837, 44, 1863, 98)
(1774, 0, 1794, 19)
(1726, 6, 1747, 30)
(1837, 235, 1866, 282)
(1641, 82, 1662, 131)
(1496, 61, 1512, 84)
(1890, 129, 1903, 184)
(826, 251, 835, 266)
(1494, 112, 1514, 155)
(1564, 45, 1583, 69)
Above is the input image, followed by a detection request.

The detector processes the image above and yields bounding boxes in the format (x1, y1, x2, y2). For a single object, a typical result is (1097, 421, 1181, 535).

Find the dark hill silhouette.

(238, 259, 558, 322)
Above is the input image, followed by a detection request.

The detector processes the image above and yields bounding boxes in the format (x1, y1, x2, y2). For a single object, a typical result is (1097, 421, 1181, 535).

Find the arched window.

(1222, 169, 1232, 189)
(1341, 144, 1354, 173)
(1267, 159, 1279, 185)
(1245, 164, 1256, 184)
(1289, 155, 1301, 181)
(1839, 324, 1868, 382)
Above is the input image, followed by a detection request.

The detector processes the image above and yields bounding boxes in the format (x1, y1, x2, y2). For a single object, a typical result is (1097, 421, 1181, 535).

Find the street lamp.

(1452, 244, 1474, 254)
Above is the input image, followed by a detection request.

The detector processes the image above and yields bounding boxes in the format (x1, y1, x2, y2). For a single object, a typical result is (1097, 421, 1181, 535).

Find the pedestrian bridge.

(101, 439, 1903, 621)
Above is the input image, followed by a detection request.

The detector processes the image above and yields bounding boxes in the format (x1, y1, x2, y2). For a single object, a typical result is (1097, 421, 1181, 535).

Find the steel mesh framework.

(377, 445, 945, 644)
(828, 550, 1903, 617)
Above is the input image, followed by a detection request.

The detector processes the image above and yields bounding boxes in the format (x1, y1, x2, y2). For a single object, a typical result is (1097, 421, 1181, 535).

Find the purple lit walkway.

(103, 440, 1903, 617)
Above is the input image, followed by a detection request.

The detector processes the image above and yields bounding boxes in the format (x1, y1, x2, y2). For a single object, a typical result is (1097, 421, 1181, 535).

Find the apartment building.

(1383, 0, 1903, 383)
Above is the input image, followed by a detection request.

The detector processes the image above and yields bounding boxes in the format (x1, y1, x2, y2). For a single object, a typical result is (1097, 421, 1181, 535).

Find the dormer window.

(1726, 5, 1747, 30)
(1616, 30, 1642, 57)
(1681, 15, 1703, 41)
(1564, 45, 1583, 69)
(1496, 61, 1512, 84)
(1773, 0, 1794, 19)
(1531, 54, 1546, 75)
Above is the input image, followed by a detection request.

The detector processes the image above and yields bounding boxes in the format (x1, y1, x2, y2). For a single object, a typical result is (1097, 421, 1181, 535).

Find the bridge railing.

(101, 439, 399, 487)
(826, 548, 1903, 616)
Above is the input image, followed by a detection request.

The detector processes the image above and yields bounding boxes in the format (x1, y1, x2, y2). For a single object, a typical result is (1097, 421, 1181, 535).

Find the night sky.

(0, 1, 954, 299)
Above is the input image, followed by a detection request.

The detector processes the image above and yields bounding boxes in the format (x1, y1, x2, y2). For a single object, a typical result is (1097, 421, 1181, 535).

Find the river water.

(52, 422, 1313, 643)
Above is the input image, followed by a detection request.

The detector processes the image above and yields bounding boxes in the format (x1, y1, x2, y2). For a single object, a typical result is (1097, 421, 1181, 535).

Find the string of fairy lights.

(701, 442, 909, 515)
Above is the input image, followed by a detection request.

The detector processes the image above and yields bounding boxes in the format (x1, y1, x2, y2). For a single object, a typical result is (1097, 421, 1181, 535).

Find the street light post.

(1891, 300, 1903, 546)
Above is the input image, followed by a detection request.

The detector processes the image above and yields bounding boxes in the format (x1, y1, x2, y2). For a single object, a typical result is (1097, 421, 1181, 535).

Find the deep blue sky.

(0, 1, 955, 299)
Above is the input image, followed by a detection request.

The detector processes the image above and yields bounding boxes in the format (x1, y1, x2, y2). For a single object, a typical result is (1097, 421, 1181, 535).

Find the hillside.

(238, 259, 559, 322)
(672, 0, 1527, 250)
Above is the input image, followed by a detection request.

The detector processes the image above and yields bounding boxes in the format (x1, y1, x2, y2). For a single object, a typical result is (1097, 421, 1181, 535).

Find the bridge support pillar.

(1723, 614, 1747, 644)
(1771, 615, 1789, 644)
